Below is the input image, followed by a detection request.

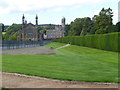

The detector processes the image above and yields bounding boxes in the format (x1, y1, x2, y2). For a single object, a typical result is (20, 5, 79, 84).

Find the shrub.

(55, 32, 119, 52)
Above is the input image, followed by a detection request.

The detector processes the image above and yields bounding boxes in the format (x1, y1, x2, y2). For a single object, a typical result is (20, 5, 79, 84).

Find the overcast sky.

(0, 0, 119, 25)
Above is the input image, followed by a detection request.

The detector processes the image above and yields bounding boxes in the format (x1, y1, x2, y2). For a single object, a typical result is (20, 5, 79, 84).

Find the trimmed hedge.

(55, 32, 120, 52)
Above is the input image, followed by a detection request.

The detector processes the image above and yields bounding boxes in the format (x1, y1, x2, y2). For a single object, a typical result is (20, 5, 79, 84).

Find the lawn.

(2, 42, 118, 83)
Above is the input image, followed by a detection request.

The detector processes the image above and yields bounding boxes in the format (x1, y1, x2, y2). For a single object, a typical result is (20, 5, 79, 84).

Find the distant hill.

(39, 24, 56, 26)
(4, 25, 10, 31)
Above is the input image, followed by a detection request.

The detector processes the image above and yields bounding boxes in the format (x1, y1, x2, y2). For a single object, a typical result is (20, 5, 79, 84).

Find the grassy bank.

(2, 42, 118, 83)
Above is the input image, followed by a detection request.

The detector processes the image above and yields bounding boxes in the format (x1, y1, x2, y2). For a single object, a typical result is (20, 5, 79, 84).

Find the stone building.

(19, 14, 41, 40)
(44, 17, 66, 39)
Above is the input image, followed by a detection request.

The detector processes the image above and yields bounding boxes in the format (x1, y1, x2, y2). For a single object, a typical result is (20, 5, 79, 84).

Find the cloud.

(113, 9, 118, 24)
(0, 0, 105, 14)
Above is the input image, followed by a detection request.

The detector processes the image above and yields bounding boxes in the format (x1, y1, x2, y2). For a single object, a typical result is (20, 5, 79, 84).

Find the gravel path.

(2, 72, 118, 88)
(2, 46, 56, 55)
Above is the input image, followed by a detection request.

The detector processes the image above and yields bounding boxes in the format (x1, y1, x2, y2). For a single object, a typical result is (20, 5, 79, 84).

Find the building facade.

(19, 15, 66, 40)
(118, 1, 120, 22)
(45, 17, 66, 39)
(19, 14, 41, 40)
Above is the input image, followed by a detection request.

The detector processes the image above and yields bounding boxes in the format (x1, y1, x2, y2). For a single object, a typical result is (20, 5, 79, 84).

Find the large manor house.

(19, 15, 66, 40)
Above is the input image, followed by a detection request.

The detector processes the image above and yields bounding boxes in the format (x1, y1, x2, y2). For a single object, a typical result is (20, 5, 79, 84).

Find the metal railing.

(1, 40, 52, 50)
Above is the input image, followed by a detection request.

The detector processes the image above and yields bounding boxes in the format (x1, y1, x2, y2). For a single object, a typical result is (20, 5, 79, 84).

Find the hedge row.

(55, 32, 120, 52)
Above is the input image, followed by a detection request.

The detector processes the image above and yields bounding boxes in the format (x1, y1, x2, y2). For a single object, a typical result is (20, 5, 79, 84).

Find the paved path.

(2, 72, 118, 88)
(2, 46, 56, 55)
(55, 44, 70, 50)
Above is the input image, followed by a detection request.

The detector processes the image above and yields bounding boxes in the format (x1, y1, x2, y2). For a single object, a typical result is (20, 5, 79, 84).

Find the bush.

(55, 32, 119, 52)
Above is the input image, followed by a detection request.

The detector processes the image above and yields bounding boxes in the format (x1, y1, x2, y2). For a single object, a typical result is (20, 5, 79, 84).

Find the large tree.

(64, 24, 70, 36)
(68, 19, 83, 36)
(68, 17, 93, 36)
(80, 17, 93, 35)
(94, 8, 113, 34)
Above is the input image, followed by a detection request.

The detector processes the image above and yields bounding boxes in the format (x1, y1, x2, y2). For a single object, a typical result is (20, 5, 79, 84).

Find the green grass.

(2, 32, 6, 35)
(2, 42, 118, 83)
(45, 42, 66, 48)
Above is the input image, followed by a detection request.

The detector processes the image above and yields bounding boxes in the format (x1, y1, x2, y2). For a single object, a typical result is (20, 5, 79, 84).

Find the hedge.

(55, 32, 120, 52)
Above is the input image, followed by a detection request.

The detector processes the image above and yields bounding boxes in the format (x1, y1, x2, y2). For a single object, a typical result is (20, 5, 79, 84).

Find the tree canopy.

(67, 8, 118, 36)
(3, 24, 21, 40)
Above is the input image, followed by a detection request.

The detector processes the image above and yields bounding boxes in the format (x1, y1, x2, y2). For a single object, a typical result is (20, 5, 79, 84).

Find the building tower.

(22, 14, 25, 24)
(118, 1, 120, 22)
(61, 17, 65, 28)
(19, 14, 41, 41)
(35, 15, 39, 40)
(20, 14, 25, 40)
(61, 17, 66, 37)
(36, 14, 38, 26)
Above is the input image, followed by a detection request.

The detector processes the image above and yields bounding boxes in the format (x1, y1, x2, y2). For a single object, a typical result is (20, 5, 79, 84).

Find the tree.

(8, 32, 19, 40)
(80, 17, 93, 35)
(68, 17, 93, 36)
(64, 24, 70, 36)
(69, 18, 83, 36)
(94, 8, 113, 34)
(106, 25, 117, 33)
(116, 22, 120, 32)
(95, 28, 106, 34)
(4, 24, 21, 40)
(67, 8, 116, 36)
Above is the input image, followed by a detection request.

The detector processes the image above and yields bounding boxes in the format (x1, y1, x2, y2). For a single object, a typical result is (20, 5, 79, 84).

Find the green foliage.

(40, 29, 46, 34)
(4, 24, 21, 40)
(116, 22, 120, 32)
(2, 32, 6, 35)
(81, 17, 93, 35)
(69, 18, 83, 36)
(68, 8, 117, 36)
(95, 28, 107, 34)
(1, 88, 12, 90)
(8, 32, 19, 40)
(64, 24, 70, 36)
(55, 32, 119, 52)
(93, 8, 113, 34)
(2, 32, 6, 40)
(106, 25, 117, 33)
(68, 17, 94, 36)
(96, 8, 113, 28)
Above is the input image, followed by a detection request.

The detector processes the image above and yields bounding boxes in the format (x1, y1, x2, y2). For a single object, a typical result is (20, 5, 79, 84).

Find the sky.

(0, 0, 119, 25)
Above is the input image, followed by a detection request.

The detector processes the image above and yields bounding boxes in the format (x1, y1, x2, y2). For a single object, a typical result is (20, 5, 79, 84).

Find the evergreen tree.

(94, 8, 113, 34)
(80, 17, 93, 35)
(69, 18, 83, 36)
